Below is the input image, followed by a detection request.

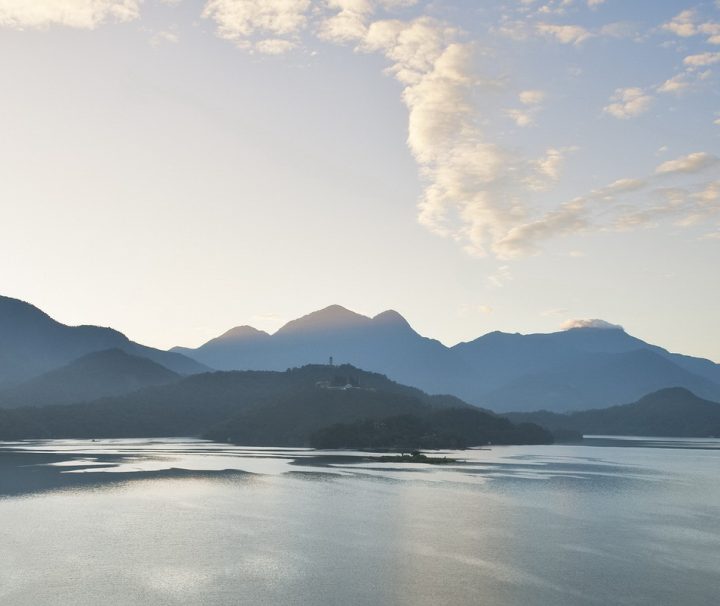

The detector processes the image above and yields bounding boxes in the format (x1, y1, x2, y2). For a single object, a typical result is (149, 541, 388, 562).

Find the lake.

(1, 437, 719, 606)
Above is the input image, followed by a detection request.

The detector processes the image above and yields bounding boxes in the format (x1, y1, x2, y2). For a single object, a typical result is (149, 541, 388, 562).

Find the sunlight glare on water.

(1, 438, 719, 606)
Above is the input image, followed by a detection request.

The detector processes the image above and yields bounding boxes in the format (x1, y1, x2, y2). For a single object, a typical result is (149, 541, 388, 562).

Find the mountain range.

(173, 304, 720, 412)
(2, 295, 720, 414)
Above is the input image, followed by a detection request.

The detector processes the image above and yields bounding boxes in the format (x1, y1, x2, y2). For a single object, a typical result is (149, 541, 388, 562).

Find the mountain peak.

(69, 348, 178, 376)
(275, 305, 370, 335)
(372, 309, 412, 328)
(217, 325, 269, 341)
(638, 386, 699, 403)
(0, 348, 181, 408)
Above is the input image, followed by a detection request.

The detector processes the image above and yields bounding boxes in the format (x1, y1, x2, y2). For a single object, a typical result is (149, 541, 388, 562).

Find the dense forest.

(309, 408, 553, 449)
(0, 364, 551, 448)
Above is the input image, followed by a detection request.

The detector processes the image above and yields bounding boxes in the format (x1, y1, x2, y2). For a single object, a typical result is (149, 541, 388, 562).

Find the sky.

(0, 0, 718, 361)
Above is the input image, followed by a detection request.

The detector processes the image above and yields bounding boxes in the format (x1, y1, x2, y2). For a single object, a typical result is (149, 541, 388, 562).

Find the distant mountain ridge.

(0, 295, 208, 386)
(0, 349, 181, 408)
(3, 295, 720, 414)
(173, 305, 458, 396)
(504, 388, 720, 438)
(173, 305, 720, 412)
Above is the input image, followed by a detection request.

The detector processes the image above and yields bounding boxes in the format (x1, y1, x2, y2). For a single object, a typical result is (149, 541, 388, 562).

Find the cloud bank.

(2, 0, 718, 261)
(195, 1, 720, 259)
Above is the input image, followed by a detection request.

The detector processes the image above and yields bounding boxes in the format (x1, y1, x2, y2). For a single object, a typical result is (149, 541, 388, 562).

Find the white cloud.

(201, 4, 542, 258)
(677, 180, 720, 225)
(655, 152, 719, 175)
(501, 11, 631, 44)
(683, 52, 720, 68)
(202, 0, 310, 53)
(327, 16, 536, 258)
(494, 19, 532, 41)
(536, 22, 593, 44)
(694, 180, 720, 204)
(662, 9, 697, 38)
(662, 10, 720, 45)
(537, 0, 575, 16)
(44, 0, 708, 260)
(561, 319, 623, 330)
(505, 90, 545, 128)
(150, 27, 179, 46)
(361, 17, 460, 86)
(494, 199, 588, 257)
(505, 108, 534, 127)
(316, 0, 418, 42)
(601, 178, 646, 195)
(657, 74, 690, 94)
(487, 265, 513, 288)
(255, 37, 296, 53)
(519, 89, 545, 105)
(0, 0, 717, 263)
(699, 22, 720, 45)
(612, 182, 720, 230)
(0, 0, 140, 29)
(535, 147, 567, 180)
(312, 7, 717, 258)
(487, 149, 720, 256)
(378, 0, 419, 7)
(318, 0, 373, 43)
(603, 87, 653, 119)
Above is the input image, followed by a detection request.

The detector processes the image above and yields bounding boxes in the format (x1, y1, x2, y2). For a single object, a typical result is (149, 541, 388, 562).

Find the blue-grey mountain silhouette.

(173, 305, 720, 412)
(0, 348, 181, 408)
(505, 387, 720, 437)
(2, 295, 719, 413)
(0, 295, 207, 386)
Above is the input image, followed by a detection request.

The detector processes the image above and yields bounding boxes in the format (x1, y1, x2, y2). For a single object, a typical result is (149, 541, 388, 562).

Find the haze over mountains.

(2, 295, 720, 415)
(0, 295, 207, 386)
(174, 304, 720, 412)
(505, 388, 720, 438)
(0, 349, 180, 408)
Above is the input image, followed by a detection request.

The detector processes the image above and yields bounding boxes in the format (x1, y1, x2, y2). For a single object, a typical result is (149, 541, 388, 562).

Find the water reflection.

(0, 438, 719, 606)
(3, 436, 710, 489)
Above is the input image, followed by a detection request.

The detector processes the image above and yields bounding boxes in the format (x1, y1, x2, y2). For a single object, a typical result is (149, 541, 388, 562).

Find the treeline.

(0, 365, 425, 440)
(310, 408, 553, 449)
(0, 363, 553, 448)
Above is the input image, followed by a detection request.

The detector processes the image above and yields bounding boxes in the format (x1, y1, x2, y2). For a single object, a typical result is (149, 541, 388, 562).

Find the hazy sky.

(1, 0, 719, 361)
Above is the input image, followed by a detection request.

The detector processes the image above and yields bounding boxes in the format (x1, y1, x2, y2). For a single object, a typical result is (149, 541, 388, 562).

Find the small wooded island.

(370, 451, 459, 464)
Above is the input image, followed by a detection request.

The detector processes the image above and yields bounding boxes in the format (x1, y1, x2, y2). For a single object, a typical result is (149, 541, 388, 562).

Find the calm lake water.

(1, 437, 719, 606)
